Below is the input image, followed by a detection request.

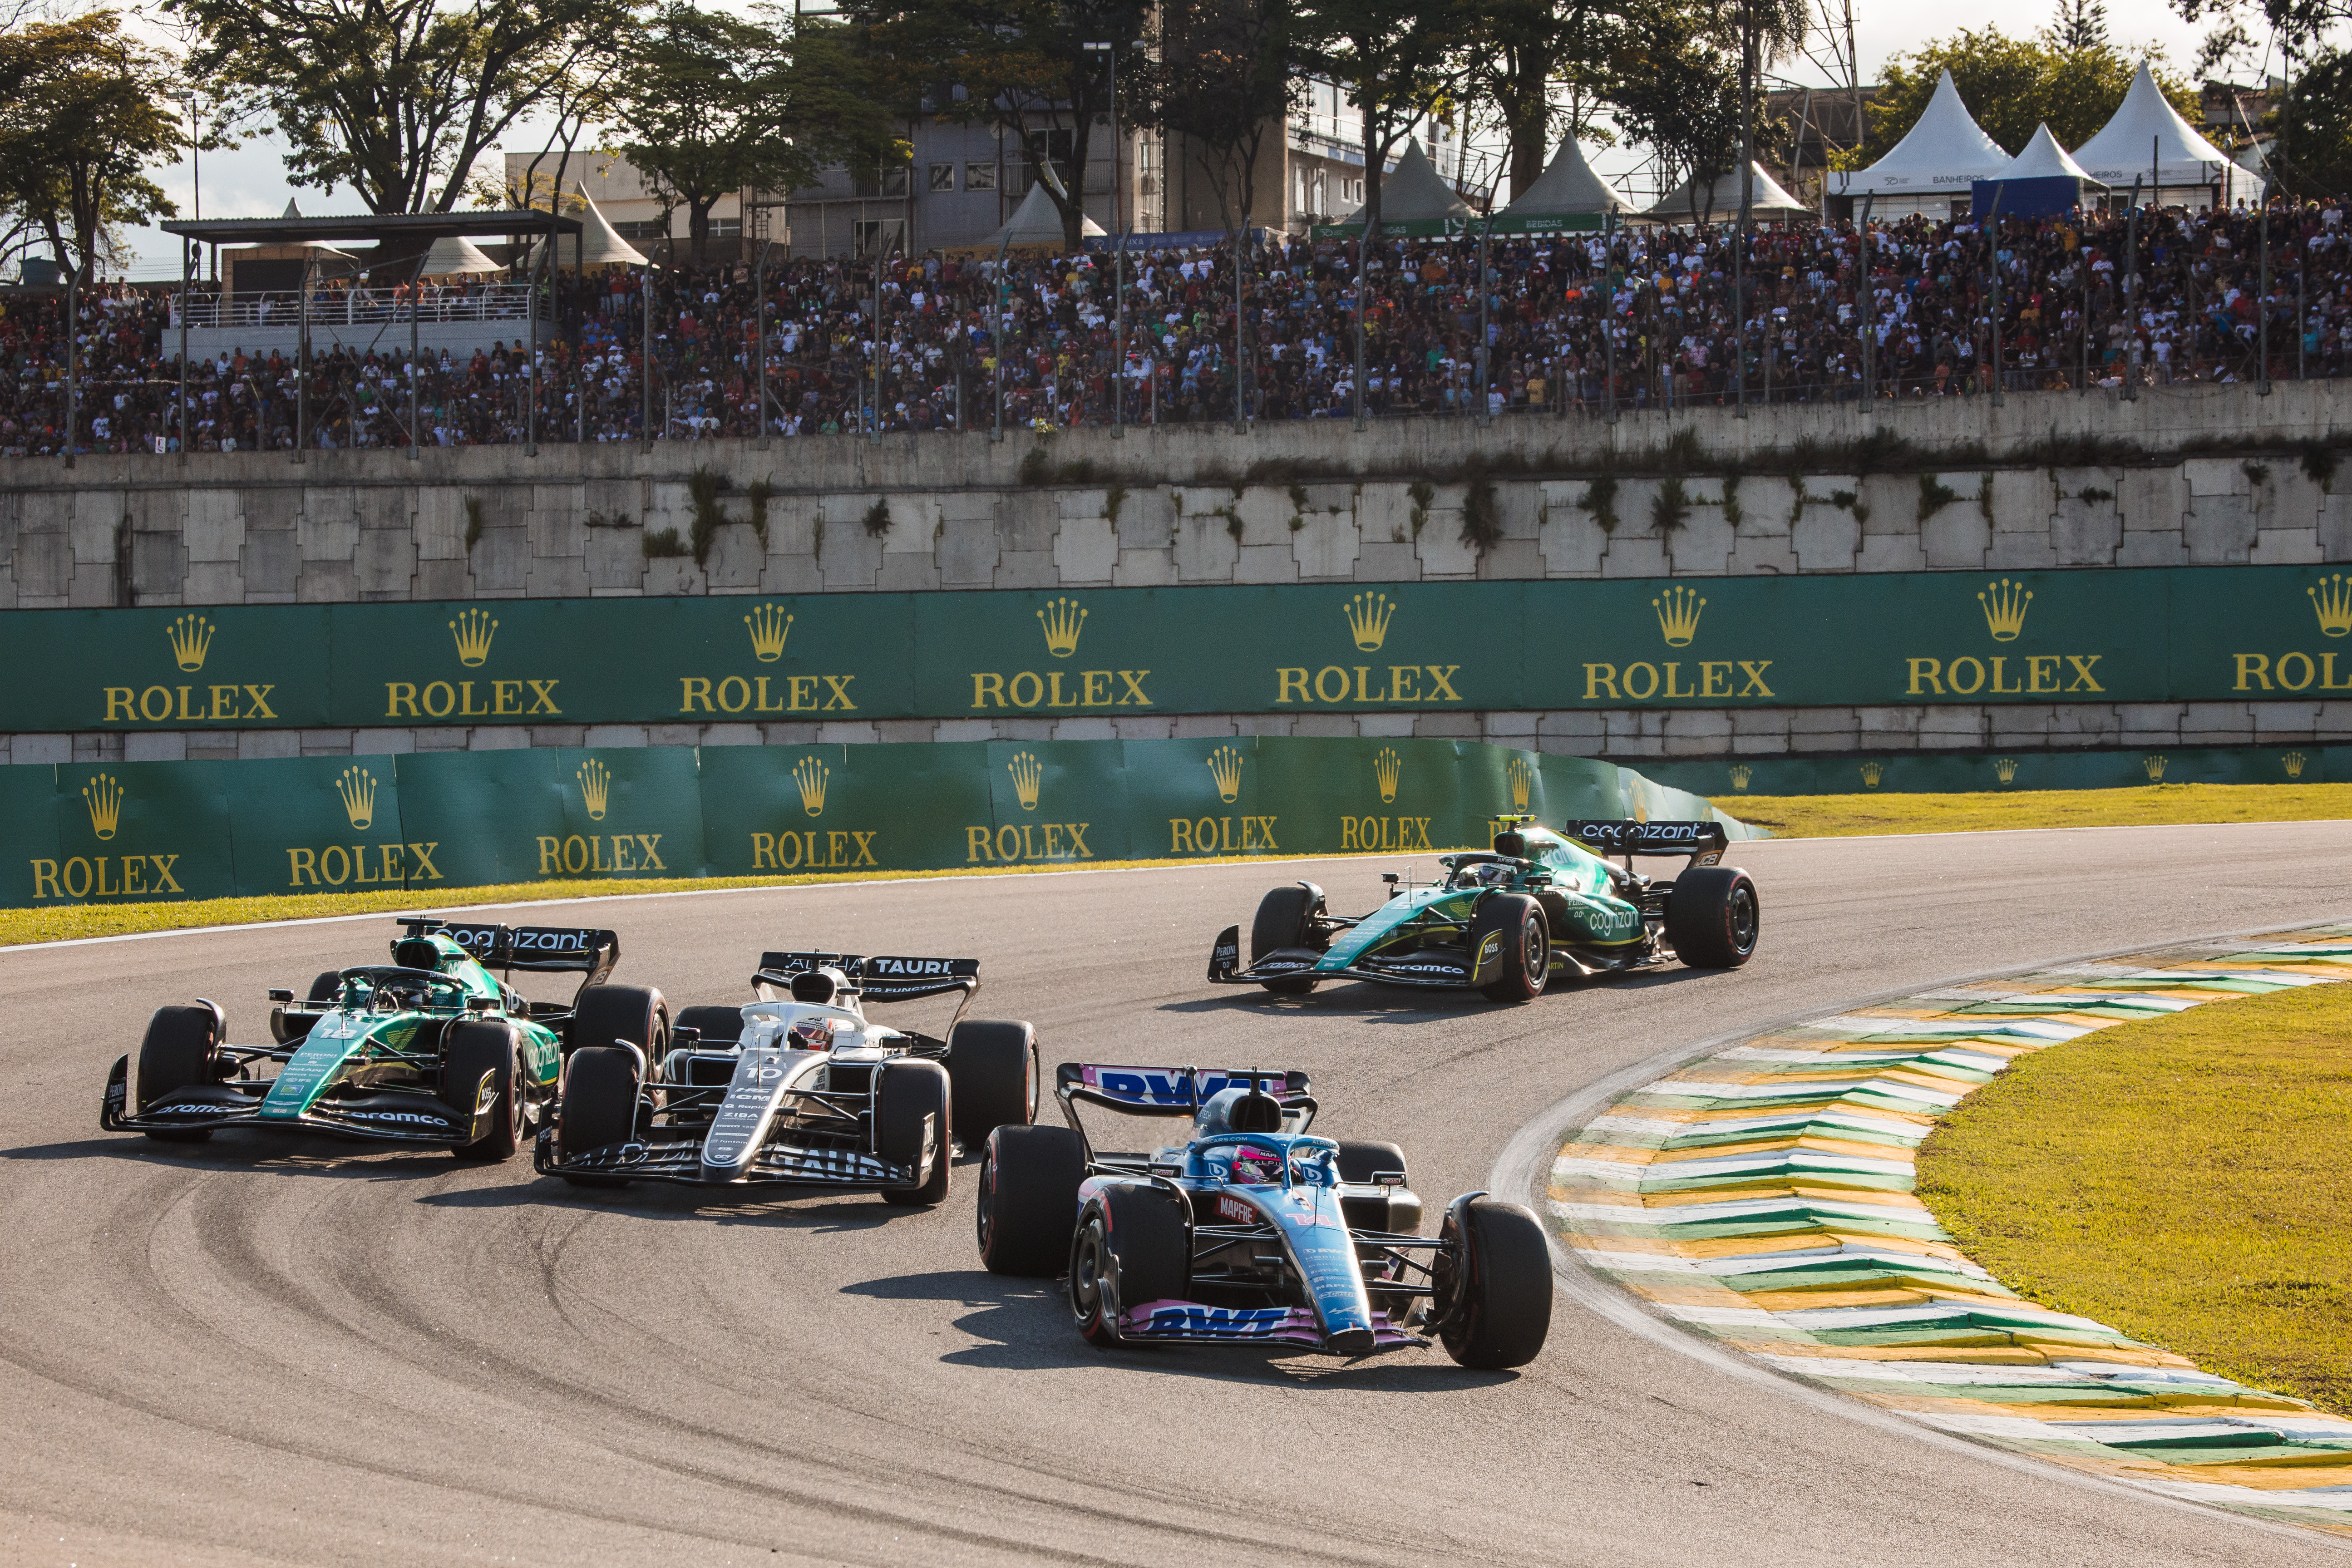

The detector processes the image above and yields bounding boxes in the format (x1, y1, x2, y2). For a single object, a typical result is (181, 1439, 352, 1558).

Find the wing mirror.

(466, 995, 497, 1015)
(267, 987, 294, 1004)
(1381, 873, 1399, 885)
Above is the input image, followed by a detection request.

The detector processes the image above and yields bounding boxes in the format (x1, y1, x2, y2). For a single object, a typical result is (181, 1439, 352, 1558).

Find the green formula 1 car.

(101, 916, 669, 1160)
(1206, 818, 1759, 1001)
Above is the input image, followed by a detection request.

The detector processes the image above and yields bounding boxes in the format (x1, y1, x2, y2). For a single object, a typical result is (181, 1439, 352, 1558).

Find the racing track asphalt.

(4, 823, 2352, 1568)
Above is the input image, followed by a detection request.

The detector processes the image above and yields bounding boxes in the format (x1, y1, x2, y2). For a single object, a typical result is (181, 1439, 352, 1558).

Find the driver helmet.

(787, 1016, 836, 1051)
(1463, 861, 1514, 888)
(1228, 1143, 1286, 1185)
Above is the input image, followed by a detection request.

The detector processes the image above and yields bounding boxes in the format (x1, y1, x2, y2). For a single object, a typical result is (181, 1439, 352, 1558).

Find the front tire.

(558, 1045, 642, 1188)
(1469, 893, 1549, 1002)
(947, 1019, 1038, 1146)
(671, 1003, 745, 1049)
(444, 1020, 524, 1162)
(1433, 1197, 1553, 1370)
(1070, 1184, 1190, 1347)
(1666, 866, 1760, 969)
(977, 1124, 1086, 1276)
(1250, 883, 1322, 995)
(136, 1005, 220, 1143)
(876, 1059, 951, 1206)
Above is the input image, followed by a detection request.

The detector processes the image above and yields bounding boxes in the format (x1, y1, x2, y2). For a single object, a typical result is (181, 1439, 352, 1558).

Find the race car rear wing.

(402, 917, 621, 985)
(1558, 820, 1727, 870)
(1057, 1062, 1312, 1117)
(752, 951, 980, 1005)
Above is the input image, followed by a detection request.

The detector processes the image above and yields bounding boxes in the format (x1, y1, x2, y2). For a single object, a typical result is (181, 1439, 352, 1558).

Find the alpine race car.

(99, 917, 664, 1160)
(1208, 817, 1759, 1001)
(535, 950, 1039, 1206)
(975, 1064, 1552, 1368)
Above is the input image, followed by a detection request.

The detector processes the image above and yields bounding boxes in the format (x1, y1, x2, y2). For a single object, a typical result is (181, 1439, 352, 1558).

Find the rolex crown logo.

(165, 613, 214, 672)
(793, 755, 829, 817)
(1727, 764, 1752, 792)
(577, 759, 611, 820)
(2143, 753, 2168, 783)
(1508, 756, 1533, 810)
(1993, 756, 2019, 785)
(2283, 749, 2308, 780)
(1343, 592, 1396, 651)
(1207, 745, 1245, 804)
(1858, 760, 1884, 789)
(1652, 586, 1706, 647)
(1977, 578, 2033, 642)
(449, 607, 498, 666)
(2310, 572, 2352, 637)
(1036, 597, 1087, 658)
(82, 773, 123, 839)
(336, 766, 377, 830)
(1374, 747, 1401, 805)
(1007, 751, 1043, 811)
(746, 603, 794, 662)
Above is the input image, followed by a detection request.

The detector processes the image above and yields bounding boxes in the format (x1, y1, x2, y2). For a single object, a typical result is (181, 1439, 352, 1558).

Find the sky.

(111, 0, 2232, 278)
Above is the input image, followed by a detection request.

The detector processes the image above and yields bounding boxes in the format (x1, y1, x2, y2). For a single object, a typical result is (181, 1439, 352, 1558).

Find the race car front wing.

(101, 1079, 486, 1145)
(1204, 925, 1480, 990)
(533, 1128, 918, 1190)
(1116, 1300, 1425, 1351)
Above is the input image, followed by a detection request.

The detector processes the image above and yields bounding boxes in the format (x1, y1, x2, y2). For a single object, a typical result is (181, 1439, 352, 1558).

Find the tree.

(1463, 0, 1626, 196)
(1609, 1, 1740, 217)
(1863, 29, 2199, 160)
(1297, 0, 1472, 237)
(0, 11, 182, 280)
(2047, 0, 2111, 52)
(611, 7, 891, 262)
(1135, 0, 1304, 234)
(164, 0, 634, 215)
(2268, 44, 2352, 192)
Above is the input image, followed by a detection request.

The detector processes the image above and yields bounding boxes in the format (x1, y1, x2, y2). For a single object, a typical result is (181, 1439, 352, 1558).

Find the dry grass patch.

(1918, 982, 2352, 1414)
(1723, 782, 2352, 839)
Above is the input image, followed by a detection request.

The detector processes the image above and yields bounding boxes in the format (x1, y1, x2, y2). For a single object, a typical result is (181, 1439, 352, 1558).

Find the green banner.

(0, 738, 1755, 909)
(12, 566, 2351, 734)
(1644, 744, 2346, 798)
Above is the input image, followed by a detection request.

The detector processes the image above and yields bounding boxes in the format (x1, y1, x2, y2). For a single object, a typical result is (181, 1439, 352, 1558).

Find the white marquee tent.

(983, 180, 1107, 250)
(1338, 138, 1474, 227)
(2072, 62, 2247, 208)
(1642, 161, 1809, 225)
(1498, 138, 1631, 221)
(1832, 70, 2012, 218)
(417, 235, 503, 277)
(524, 192, 651, 269)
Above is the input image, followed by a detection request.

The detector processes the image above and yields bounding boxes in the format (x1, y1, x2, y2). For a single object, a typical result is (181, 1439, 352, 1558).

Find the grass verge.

(1917, 981, 2352, 1415)
(1721, 781, 2352, 838)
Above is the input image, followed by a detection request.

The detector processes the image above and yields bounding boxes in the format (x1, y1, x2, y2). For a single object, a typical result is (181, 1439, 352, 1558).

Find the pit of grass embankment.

(1721, 781, 2352, 839)
(1917, 981, 2352, 1415)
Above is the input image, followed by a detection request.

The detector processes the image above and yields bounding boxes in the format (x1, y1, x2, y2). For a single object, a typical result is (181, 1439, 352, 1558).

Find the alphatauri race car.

(100, 917, 663, 1160)
(975, 1064, 1552, 1368)
(535, 951, 1039, 1206)
(1208, 817, 1760, 1001)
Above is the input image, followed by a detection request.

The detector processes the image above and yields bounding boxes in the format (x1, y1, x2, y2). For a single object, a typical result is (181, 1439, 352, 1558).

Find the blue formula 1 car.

(1207, 817, 1759, 1001)
(973, 1063, 1552, 1368)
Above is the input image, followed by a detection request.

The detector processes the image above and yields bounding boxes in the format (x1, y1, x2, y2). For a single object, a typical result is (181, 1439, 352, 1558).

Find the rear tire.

(137, 1006, 219, 1143)
(444, 1020, 523, 1162)
(1469, 893, 1549, 1002)
(558, 1045, 642, 1188)
(947, 1019, 1037, 1146)
(671, 1003, 744, 1049)
(570, 984, 669, 1057)
(1250, 883, 1321, 995)
(1070, 1183, 1190, 1347)
(1666, 866, 1760, 969)
(876, 1058, 951, 1206)
(306, 970, 341, 1003)
(1434, 1198, 1553, 1370)
(977, 1124, 1085, 1276)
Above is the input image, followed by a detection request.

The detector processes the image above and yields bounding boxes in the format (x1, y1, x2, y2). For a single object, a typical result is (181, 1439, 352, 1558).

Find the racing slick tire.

(671, 1004, 745, 1050)
(137, 1005, 220, 1143)
(271, 968, 345, 1045)
(306, 970, 341, 1002)
(1250, 883, 1323, 995)
(947, 1019, 1038, 1146)
(876, 1059, 952, 1207)
(444, 1020, 525, 1163)
(1469, 893, 1549, 1002)
(1665, 866, 1760, 970)
(976, 1124, 1086, 1276)
(1433, 1197, 1553, 1370)
(569, 984, 670, 1059)
(557, 1045, 642, 1188)
(1070, 1183, 1190, 1348)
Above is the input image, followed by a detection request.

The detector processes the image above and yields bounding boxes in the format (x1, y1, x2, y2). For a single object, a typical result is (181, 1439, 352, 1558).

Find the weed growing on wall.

(1917, 474, 1960, 521)
(862, 498, 891, 538)
(1578, 474, 1619, 533)
(463, 496, 485, 552)
(1461, 467, 1502, 554)
(688, 467, 733, 565)
(642, 527, 689, 559)
(745, 478, 774, 548)
(1408, 478, 1435, 537)
(1651, 475, 1691, 533)
(1018, 445, 1052, 486)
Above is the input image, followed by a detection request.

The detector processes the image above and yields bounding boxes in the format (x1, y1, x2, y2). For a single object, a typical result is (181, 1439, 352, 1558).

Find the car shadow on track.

(844, 1269, 1520, 1387)
(1157, 965, 1721, 1018)
(410, 1153, 992, 1231)
(1, 1133, 472, 1180)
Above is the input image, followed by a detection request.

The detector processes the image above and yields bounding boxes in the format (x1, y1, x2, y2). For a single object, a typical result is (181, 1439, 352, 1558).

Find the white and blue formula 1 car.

(973, 1063, 1552, 1368)
(536, 950, 1039, 1206)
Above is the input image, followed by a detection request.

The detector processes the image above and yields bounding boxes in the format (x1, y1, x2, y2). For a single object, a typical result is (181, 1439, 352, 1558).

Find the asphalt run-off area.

(2, 822, 2349, 1566)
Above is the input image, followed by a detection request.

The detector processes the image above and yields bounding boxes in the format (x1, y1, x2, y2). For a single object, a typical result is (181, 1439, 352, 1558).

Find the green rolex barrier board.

(1641, 743, 2349, 798)
(13, 566, 2351, 734)
(0, 737, 1755, 908)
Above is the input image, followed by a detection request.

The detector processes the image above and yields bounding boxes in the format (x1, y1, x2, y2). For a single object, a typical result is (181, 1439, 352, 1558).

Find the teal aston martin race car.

(1207, 818, 1759, 1001)
(101, 917, 668, 1160)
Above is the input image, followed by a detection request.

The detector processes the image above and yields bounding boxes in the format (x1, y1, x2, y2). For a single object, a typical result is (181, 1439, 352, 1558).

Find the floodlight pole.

(756, 219, 770, 450)
(1986, 187, 2005, 409)
(1475, 212, 1493, 427)
(991, 229, 1010, 442)
(2259, 168, 2272, 396)
(872, 242, 884, 445)
(1603, 209, 1617, 425)
(641, 266, 653, 449)
(294, 251, 310, 461)
(2123, 176, 2142, 403)
(1859, 192, 1874, 404)
(1353, 219, 1370, 431)
(409, 254, 421, 459)
(1084, 39, 1124, 437)
(62, 264, 75, 469)
(178, 237, 190, 463)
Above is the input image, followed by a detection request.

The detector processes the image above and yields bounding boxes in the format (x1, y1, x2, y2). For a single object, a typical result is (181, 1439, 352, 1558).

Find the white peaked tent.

(1642, 161, 1809, 224)
(1498, 138, 1631, 222)
(524, 192, 650, 269)
(1339, 139, 1474, 226)
(2072, 62, 2245, 207)
(1834, 70, 2011, 217)
(1995, 123, 2104, 184)
(984, 180, 1106, 250)
(417, 235, 503, 276)
(1971, 123, 2105, 219)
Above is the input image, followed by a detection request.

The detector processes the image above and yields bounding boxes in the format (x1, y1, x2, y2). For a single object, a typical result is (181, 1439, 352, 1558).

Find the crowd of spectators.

(5, 195, 2347, 457)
